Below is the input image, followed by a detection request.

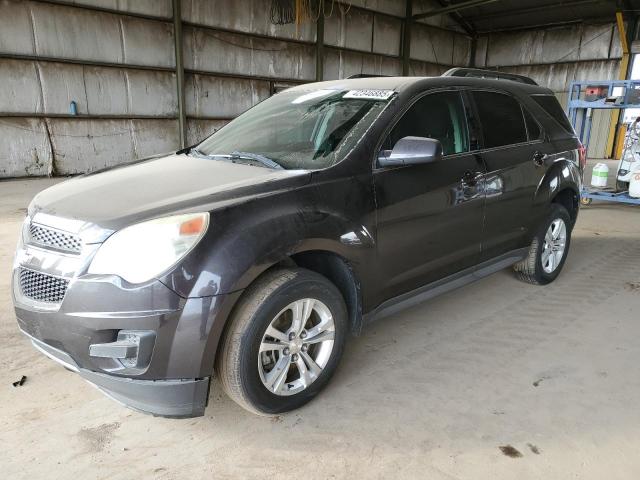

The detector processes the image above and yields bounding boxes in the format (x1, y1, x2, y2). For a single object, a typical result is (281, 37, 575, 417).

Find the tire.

(513, 203, 572, 285)
(616, 179, 629, 193)
(216, 267, 347, 415)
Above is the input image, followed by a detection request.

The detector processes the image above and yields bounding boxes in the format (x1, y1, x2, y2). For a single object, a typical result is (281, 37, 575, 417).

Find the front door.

(373, 90, 486, 303)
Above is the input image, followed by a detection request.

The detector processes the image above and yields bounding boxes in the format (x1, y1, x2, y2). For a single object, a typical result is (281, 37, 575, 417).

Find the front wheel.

(514, 203, 572, 285)
(216, 268, 347, 415)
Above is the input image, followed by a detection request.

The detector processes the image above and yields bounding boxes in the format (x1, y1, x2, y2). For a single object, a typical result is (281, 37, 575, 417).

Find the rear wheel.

(616, 179, 629, 192)
(216, 268, 347, 415)
(514, 203, 572, 285)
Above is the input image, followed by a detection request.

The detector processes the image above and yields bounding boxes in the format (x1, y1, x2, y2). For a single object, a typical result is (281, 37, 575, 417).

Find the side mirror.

(378, 136, 443, 168)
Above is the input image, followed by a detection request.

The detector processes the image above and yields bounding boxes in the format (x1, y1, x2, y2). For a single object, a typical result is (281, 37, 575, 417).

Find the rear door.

(468, 89, 552, 260)
(373, 89, 486, 302)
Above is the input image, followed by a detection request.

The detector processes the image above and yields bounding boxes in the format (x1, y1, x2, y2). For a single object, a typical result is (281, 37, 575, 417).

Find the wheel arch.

(229, 247, 363, 337)
(289, 250, 363, 336)
(211, 248, 363, 366)
(551, 186, 579, 226)
(534, 158, 581, 225)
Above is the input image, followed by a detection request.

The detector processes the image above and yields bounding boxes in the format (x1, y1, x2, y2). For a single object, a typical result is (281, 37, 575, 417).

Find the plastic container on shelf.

(590, 163, 609, 188)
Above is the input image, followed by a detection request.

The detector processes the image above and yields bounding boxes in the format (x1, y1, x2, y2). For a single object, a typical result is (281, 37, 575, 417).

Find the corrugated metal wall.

(475, 23, 622, 158)
(1, 1, 622, 176)
(0, 0, 179, 177)
(0, 0, 471, 178)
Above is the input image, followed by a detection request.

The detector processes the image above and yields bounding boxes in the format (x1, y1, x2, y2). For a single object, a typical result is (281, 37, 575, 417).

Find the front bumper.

(14, 277, 240, 417)
(24, 330, 210, 417)
(12, 213, 242, 418)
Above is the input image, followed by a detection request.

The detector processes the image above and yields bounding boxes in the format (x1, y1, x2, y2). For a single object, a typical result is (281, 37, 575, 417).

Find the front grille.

(29, 223, 82, 254)
(19, 268, 69, 303)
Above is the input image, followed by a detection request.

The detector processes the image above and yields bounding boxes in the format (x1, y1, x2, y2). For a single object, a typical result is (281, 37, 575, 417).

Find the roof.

(287, 76, 423, 93)
(287, 74, 553, 95)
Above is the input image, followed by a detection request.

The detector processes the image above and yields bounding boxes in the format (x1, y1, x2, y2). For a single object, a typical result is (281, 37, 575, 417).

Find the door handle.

(533, 151, 547, 167)
(462, 170, 481, 186)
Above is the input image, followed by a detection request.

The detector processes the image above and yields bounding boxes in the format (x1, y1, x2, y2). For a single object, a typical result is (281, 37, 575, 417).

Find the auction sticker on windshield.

(343, 89, 395, 101)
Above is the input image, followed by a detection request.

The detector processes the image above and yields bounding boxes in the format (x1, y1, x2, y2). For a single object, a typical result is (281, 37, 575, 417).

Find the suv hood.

(30, 153, 311, 231)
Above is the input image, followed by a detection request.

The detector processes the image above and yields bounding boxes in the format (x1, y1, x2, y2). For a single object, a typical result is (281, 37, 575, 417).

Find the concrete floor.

(2, 176, 640, 479)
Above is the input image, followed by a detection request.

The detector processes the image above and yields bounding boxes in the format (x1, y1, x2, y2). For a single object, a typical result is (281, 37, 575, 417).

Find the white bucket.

(629, 165, 640, 198)
(591, 163, 608, 188)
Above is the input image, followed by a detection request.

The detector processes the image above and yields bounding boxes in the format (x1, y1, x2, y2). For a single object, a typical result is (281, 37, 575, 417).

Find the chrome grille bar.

(28, 223, 82, 254)
(19, 268, 69, 303)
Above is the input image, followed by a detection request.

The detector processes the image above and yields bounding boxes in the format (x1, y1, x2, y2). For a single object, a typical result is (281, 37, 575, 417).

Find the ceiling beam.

(434, 0, 477, 36)
(476, 17, 618, 34)
(464, 0, 610, 23)
(412, 0, 500, 20)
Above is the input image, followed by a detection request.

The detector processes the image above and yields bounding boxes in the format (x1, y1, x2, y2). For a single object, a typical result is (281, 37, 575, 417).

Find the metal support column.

(173, 0, 187, 148)
(402, 0, 412, 76)
(316, 12, 324, 82)
(605, 10, 630, 158)
(469, 35, 477, 67)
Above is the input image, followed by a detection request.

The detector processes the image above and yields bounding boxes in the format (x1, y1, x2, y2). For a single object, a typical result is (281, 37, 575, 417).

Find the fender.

(246, 214, 374, 294)
(534, 151, 581, 200)
(531, 153, 581, 230)
(184, 206, 375, 377)
(158, 173, 377, 300)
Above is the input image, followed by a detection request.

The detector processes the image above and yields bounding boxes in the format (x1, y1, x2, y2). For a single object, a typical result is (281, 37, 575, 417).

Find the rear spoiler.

(442, 68, 538, 86)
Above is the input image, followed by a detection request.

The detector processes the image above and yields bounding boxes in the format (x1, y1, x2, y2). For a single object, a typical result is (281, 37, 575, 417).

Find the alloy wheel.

(541, 218, 567, 273)
(258, 298, 335, 396)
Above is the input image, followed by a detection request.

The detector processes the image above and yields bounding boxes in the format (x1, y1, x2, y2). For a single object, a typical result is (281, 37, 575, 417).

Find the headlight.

(88, 213, 209, 284)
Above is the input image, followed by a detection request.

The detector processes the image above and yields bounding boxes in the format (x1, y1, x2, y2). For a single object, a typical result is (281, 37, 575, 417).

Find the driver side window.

(382, 91, 469, 156)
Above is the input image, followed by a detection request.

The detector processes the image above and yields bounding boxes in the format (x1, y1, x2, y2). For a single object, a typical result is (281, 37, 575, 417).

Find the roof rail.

(347, 74, 389, 79)
(442, 67, 538, 85)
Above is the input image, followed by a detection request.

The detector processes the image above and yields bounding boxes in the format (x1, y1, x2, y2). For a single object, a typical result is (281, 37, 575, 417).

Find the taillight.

(578, 144, 587, 170)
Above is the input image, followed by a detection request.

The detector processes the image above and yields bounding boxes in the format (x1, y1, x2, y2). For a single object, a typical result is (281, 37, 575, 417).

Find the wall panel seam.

(28, 0, 172, 23)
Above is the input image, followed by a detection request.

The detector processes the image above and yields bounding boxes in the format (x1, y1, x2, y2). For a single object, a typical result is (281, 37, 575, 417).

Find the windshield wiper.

(189, 147, 210, 159)
(230, 151, 283, 170)
(189, 148, 283, 170)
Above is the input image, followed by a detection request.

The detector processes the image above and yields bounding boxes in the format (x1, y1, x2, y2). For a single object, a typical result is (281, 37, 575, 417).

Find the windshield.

(193, 88, 394, 170)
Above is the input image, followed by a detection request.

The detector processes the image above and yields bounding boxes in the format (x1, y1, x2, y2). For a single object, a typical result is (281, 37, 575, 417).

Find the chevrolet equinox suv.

(13, 69, 583, 417)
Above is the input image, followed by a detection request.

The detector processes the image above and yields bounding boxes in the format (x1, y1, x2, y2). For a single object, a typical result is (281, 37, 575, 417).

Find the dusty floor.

(1, 175, 640, 479)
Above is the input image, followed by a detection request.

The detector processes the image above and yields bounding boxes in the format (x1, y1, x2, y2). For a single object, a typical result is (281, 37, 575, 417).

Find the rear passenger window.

(472, 91, 527, 148)
(383, 91, 469, 156)
(523, 108, 541, 140)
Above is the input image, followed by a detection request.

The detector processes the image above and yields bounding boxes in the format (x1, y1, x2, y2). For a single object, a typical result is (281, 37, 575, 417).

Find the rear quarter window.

(531, 94, 575, 134)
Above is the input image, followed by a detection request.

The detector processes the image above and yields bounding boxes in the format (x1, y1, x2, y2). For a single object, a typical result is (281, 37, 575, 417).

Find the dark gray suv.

(13, 69, 583, 417)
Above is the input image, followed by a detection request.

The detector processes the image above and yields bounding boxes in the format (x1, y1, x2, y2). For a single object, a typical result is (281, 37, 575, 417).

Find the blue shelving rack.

(567, 79, 640, 205)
